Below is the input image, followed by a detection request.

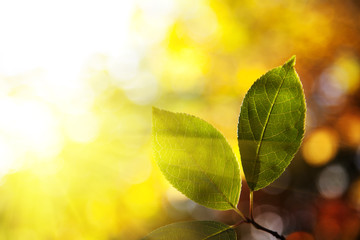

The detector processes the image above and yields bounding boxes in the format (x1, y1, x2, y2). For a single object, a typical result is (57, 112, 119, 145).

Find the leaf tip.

(285, 55, 296, 67)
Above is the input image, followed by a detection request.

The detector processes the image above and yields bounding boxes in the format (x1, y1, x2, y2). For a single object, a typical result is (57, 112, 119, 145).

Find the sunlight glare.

(0, 0, 160, 177)
(0, 98, 62, 161)
(0, 137, 16, 177)
(65, 113, 99, 143)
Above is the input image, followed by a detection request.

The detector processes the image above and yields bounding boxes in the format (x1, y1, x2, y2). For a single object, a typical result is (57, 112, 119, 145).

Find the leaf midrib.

(182, 115, 237, 209)
(201, 225, 233, 240)
(251, 69, 291, 187)
(155, 110, 239, 209)
(190, 151, 238, 209)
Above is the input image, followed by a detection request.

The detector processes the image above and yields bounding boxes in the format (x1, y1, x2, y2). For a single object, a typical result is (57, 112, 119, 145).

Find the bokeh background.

(0, 0, 359, 239)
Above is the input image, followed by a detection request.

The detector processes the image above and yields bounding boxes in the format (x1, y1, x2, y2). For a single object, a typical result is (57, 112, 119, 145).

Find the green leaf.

(237, 56, 306, 191)
(152, 108, 241, 210)
(142, 221, 237, 240)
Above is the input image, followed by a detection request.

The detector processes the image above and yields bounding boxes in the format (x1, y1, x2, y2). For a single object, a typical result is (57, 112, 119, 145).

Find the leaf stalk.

(249, 191, 254, 220)
(233, 202, 286, 240)
(233, 207, 247, 221)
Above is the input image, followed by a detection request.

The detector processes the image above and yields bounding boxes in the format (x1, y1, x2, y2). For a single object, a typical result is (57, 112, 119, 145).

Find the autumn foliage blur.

(0, 0, 359, 239)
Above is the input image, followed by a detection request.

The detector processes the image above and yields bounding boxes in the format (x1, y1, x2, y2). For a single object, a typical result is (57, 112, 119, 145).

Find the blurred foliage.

(0, 0, 359, 239)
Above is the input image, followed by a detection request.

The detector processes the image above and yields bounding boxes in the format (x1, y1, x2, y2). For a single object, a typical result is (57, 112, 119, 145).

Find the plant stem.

(241, 192, 285, 239)
(249, 191, 254, 220)
(233, 206, 286, 239)
(245, 217, 286, 240)
(230, 220, 245, 229)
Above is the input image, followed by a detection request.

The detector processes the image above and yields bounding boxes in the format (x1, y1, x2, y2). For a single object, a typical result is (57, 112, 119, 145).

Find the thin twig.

(245, 217, 286, 240)
(232, 208, 286, 239)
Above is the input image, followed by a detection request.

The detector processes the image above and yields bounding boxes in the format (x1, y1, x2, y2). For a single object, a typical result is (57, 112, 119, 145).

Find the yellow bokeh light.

(162, 46, 208, 92)
(337, 111, 360, 148)
(333, 53, 360, 94)
(302, 127, 339, 166)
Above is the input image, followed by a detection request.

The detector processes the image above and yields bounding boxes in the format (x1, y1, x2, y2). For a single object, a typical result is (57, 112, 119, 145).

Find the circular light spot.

(124, 72, 159, 105)
(108, 51, 141, 84)
(317, 164, 348, 199)
(302, 128, 339, 166)
(337, 111, 360, 148)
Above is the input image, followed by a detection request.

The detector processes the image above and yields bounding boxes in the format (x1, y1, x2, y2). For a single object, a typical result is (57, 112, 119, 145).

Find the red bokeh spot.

(287, 232, 315, 240)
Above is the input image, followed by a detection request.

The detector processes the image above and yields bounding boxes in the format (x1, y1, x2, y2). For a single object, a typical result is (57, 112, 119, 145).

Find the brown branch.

(245, 217, 286, 240)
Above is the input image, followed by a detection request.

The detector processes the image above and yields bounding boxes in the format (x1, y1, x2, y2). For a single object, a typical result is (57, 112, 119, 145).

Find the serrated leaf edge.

(237, 56, 306, 191)
(142, 221, 236, 240)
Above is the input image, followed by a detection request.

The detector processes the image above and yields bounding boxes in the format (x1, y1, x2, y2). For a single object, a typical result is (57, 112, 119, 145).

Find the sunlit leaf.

(237, 56, 306, 191)
(152, 108, 241, 210)
(142, 221, 236, 240)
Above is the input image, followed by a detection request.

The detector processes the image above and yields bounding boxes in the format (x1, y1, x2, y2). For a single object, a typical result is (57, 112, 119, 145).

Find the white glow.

(108, 51, 141, 84)
(0, 137, 16, 176)
(0, 98, 63, 163)
(0, 0, 136, 75)
(65, 113, 99, 143)
(133, 0, 177, 46)
(124, 72, 159, 105)
(317, 164, 349, 199)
